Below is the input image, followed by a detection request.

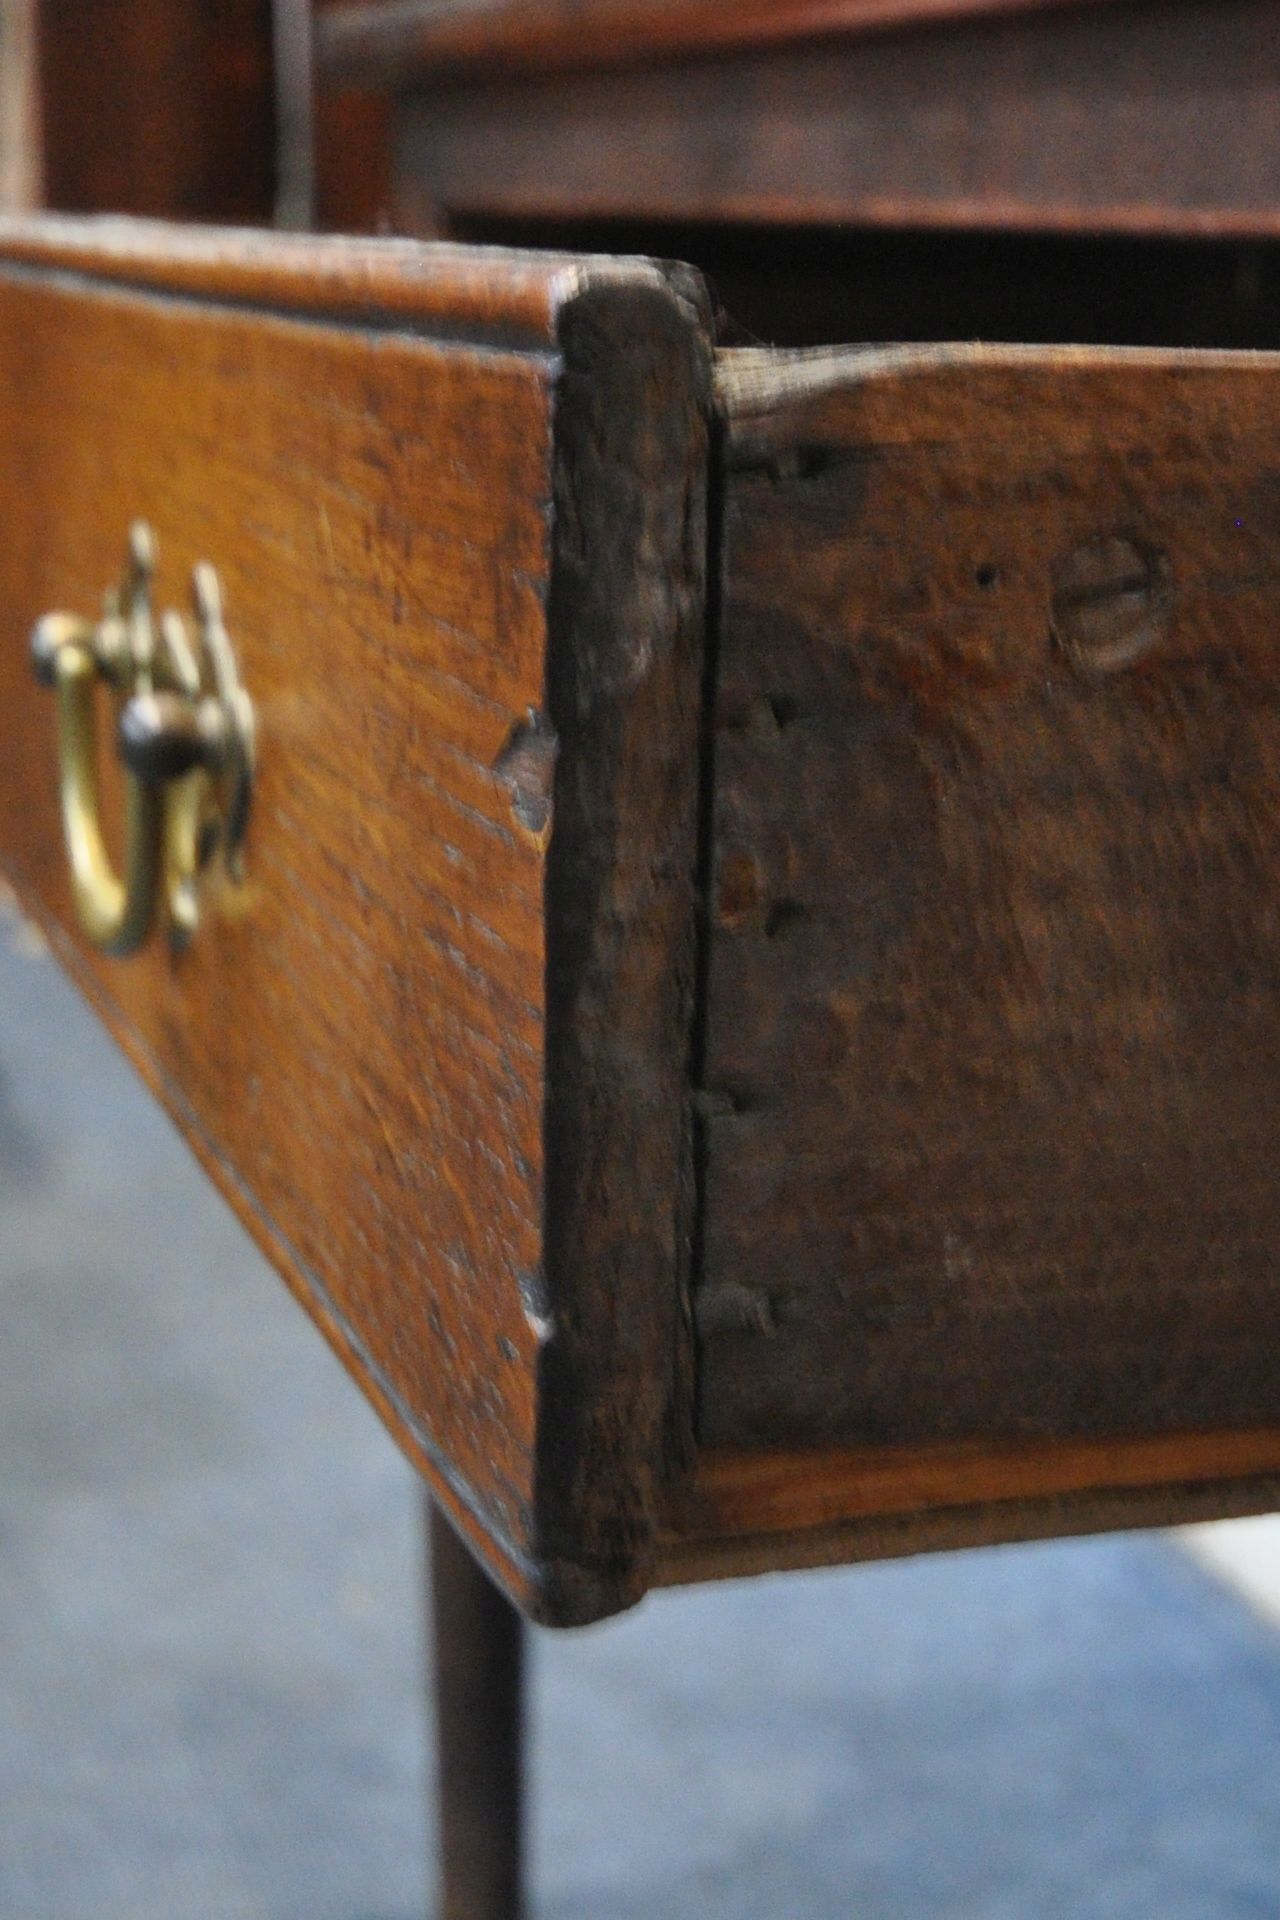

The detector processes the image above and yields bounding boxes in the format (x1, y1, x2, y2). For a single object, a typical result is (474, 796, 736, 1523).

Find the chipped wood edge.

(676, 340, 1280, 1587)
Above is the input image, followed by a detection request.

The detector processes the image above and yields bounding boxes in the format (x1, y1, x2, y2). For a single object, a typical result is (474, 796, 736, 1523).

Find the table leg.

(427, 1493, 526, 1920)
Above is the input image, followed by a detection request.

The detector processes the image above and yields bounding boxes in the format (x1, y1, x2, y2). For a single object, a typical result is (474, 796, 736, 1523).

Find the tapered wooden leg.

(427, 1494, 526, 1920)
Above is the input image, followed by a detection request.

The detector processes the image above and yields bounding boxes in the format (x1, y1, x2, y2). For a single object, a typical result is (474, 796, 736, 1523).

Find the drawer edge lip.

(656, 1432, 1280, 1587)
(0, 212, 709, 356)
(655, 1467, 1280, 1589)
(714, 337, 1280, 425)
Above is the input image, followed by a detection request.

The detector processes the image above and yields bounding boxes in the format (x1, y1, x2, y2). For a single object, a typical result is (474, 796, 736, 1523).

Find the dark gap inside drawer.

(448, 217, 1280, 352)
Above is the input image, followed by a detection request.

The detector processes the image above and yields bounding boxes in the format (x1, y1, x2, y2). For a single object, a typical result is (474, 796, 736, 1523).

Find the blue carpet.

(2, 923, 1280, 1919)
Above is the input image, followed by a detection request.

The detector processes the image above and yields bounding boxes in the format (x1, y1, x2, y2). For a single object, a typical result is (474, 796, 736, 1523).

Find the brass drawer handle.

(30, 523, 254, 956)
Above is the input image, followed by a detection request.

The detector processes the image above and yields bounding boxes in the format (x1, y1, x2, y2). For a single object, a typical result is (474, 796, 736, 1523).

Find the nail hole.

(974, 564, 1001, 590)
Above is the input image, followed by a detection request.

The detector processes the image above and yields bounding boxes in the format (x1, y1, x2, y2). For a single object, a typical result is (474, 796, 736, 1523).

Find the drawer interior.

(451, 217, 1280, 353)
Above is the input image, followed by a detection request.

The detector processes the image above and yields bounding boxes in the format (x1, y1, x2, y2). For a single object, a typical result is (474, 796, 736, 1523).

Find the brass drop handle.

(30, 523, 254, 956)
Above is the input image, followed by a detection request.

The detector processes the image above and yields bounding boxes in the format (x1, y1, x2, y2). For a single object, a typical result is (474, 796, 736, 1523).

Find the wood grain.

(0, 214, 611, 340)
(317, 0, 1117, 85)
(658, 1435, 1280, 1587)
(537, 273, 710, 1607)
(393, 0, 1280, 241)
(669, 1432, 1280, 1539)
(699, 341, 1280, 1455)
(0, 217, 710, 1623)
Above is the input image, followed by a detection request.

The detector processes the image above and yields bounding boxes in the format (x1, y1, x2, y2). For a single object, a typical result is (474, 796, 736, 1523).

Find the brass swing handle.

(30, 523, 254, 957)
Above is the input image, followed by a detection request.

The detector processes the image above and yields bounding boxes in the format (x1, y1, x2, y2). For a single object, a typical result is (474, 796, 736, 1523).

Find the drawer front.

(697, 343, 1280, 1466)
(0, 219, 710, 1623)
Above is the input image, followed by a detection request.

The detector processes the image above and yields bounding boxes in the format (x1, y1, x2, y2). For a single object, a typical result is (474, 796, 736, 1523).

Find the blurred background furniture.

(312, 0, 1280, 350)
(13, 2, 1280, 349)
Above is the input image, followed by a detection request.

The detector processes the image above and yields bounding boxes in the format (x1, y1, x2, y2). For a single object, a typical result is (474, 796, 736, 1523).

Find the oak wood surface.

(669, 1433, 1280, 1541)
(0, 217, 625, 338)
(698, 340, 1280, 1457)
(657, 1435, 1280, 1586)
(393, 0, 1280, 241)
(317, 0, 1111, 84)
(0, 216, 710, 1623)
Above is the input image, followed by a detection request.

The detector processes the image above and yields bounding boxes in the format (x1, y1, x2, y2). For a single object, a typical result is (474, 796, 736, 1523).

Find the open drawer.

(3, 217, 1280, 1623)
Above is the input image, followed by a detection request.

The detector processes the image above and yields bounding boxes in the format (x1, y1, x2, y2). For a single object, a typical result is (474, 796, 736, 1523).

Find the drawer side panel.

(700, 343, 1280, 1453)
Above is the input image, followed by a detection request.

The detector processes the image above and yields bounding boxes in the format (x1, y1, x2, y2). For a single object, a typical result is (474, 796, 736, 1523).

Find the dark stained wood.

(393, 0, 1280, 241)
(317, 0, 1116, 85)
(658, 1434, 1280, 1586)
(37, 1, 276, 221)
(536, 266, 710, 1604)
(0, 215, 710, 1624)
(698, 341, 1280, 1455)
(429, 1496, 524, 1920)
